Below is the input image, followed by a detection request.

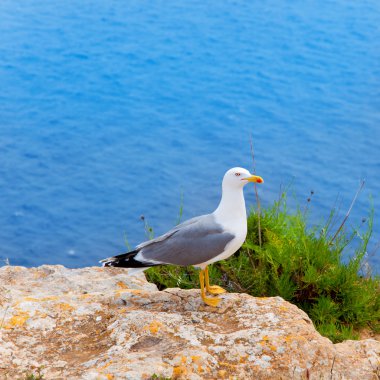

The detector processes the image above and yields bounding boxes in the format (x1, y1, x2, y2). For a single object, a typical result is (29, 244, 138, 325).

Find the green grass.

(24, 368, 44, 380)
(149, 374, 172, 380)
(146, 192, 380, 343)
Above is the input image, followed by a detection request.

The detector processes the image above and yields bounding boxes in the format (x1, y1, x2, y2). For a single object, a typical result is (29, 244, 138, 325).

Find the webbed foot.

(207, 285, 227, 295)
(201, 294, 222, 307)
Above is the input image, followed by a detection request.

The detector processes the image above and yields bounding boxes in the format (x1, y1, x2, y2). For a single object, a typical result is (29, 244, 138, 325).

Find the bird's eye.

(235, 173, 241, 177)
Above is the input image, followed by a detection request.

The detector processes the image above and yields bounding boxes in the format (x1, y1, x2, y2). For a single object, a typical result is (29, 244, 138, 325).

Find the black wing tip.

(99, 250, 139, 268)
(100, 251, 156, 268)
(100, 257, 130, 268)
(100, 260, 115, 267)
(99, 256, 115, 267)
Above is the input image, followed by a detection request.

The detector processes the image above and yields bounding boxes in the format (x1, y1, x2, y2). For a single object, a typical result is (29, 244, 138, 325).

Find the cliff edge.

(0, 265, 378, 379)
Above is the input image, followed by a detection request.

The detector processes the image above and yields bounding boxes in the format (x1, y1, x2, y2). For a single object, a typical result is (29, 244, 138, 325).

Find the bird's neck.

(214, 186, 247, 222)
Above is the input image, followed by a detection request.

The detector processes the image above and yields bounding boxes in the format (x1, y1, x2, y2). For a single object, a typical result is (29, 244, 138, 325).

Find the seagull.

(101, 167, 264, 306)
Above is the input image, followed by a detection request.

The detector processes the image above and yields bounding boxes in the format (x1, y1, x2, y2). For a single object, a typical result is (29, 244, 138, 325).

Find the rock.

(0, 265, 378, 379)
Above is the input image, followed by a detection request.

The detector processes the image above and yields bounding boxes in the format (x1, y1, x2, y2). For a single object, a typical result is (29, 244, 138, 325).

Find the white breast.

(195, 176, 249, 269)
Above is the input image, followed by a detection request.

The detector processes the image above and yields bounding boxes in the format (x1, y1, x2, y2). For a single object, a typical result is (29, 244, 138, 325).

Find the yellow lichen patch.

(239, 355, 248, 363)
(116, 281, 128, 289)
(56, 303, 75, 312)
(5, 311, 30, 328)
(172, 358, 188, 378)
(41, 296, 60, 302)
(260, 339, 268, 346)
(190, 356, 203, 373)
(23, 296, 39, 302)
(284, 334, 307, 343)
(218, 369, 227, 378)
(145, 320, 163, 335)
(218, 361, 239, 369)
(259, 336, 277, 352)
(114, 288, 144, 298)
(129, 289, 143, 295)
(269, 344, 277, 351)
(173, 366, 186, 378)
(106, 374, 114, 380)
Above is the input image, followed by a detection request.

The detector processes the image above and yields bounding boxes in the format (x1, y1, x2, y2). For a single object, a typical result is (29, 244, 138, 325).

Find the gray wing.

(136, 215, 200, 250)
(136, 214, 235, 266)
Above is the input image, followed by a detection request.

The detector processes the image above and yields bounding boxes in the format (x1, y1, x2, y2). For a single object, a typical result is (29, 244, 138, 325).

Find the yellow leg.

(205, 266, 227, 295)
(199, 269, 221, 307)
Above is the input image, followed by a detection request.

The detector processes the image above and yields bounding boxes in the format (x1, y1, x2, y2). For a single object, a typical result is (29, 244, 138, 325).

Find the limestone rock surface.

(0, 265, 378, 379)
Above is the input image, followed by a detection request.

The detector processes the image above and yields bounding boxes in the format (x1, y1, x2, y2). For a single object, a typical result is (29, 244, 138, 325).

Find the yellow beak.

(243, 175, 264, 184)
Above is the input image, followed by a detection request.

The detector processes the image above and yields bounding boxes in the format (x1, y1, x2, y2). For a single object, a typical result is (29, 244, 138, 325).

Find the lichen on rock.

(0, 265, 379, 379)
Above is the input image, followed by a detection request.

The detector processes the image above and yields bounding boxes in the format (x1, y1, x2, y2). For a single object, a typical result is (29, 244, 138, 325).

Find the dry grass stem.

(250, 134, 262, 247)
(329, 179, 365, 244)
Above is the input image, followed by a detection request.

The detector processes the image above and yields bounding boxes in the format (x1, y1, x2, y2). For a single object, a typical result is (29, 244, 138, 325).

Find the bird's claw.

(207, 285, 227, 295)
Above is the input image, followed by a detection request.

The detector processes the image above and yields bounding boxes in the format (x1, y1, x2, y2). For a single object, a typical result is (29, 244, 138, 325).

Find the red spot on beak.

(256, 178, 263, 183)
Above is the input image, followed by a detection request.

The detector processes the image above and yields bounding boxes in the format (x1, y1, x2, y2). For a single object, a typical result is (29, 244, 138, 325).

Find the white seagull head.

(222, 167, 264, 190)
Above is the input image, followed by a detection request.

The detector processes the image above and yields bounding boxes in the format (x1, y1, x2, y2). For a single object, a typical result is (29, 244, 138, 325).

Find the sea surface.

(0, 1, 379, 271)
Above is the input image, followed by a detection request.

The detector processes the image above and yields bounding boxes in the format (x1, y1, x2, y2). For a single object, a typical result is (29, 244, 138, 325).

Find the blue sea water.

(0, 1, 379, 271)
